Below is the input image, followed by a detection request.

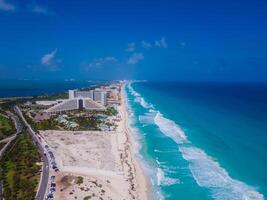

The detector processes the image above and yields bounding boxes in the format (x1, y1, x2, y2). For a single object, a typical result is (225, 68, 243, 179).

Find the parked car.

(47, 193, 53, 198)
(50, 175, 56, 181)
(50, 187, 56, 193)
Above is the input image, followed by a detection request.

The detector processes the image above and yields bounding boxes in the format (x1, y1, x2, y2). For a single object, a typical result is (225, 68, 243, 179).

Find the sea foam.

(128, 83, 154, 109)
(157, 167, 180, 186)
(154, 112, 188, 144)
(180, 146, 264, 200)
(128, 83, 264, 200)
(139, 112, 157, 124)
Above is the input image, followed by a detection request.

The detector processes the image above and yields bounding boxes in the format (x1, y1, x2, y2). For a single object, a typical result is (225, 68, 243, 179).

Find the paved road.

(0, 110, 22, 159)
(0, 110, 22, 200)
(14, 106, 50, 200)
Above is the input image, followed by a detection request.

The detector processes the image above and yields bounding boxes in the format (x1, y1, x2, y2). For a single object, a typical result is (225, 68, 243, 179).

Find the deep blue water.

(126, 81, 267, 200)
(0, 80, 99, 97)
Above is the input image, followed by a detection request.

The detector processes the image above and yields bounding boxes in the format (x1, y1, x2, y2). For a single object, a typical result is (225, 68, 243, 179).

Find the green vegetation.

(33, 118, 60, 130)
(72, 116, 100, 130)
(0, 132, 41, 200)
(23, 112, 59, 131)
(0, 99, 28, 110)
(105, 107, 118, 116)
(0, 114, 15, 140)
(76, 176, 84, 185)
(33, 92, 68, 101)
(83, 196, 91, 200)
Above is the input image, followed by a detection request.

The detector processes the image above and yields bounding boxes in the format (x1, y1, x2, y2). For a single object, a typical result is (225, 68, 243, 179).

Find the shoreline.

(35, 82, 150, 200)
(120, 83, 150, 200)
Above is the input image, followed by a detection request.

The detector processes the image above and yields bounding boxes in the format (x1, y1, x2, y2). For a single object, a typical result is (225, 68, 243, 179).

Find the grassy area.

(104, 107, 118, 116)
(0, 99, 28, 110)
(23, 111, 59, 131)
(32, 92, 68, 101)
(33, 118, 60, 131)
(0, 115, 15, 140)
(0, 132, 41, 200)
(72, 115, 100, 130)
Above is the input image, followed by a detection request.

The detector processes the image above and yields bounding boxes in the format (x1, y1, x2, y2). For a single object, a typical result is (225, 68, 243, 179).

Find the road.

(14, 106, 50, 200)
(0, 110, 22, 200)
(0, 110, 22, 159)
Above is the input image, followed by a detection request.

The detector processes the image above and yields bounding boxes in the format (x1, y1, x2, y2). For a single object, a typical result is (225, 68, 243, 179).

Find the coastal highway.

(14, 106, 49, 200)
(0, 111, 22, 159)
(0, 110, 22, 200)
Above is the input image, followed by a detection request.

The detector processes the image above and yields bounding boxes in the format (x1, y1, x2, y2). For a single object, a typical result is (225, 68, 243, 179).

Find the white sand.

(40, 84, 149, 200)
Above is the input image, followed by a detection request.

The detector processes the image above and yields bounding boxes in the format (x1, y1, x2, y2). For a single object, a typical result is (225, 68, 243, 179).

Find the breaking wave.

(128, 82, 154, 109)
(139, 112, 157, 124)
(127, 82, 264, 200)
(154, 112, 188, 144)
(157, 167, 180, 186)
(180, 146, 264, 200)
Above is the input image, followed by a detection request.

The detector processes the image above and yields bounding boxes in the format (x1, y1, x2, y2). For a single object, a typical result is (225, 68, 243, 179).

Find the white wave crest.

(126, 82, 264, 200)
(134, 96, 153, 108)
(180, 146, 264, 200)
(154, 149, 178, 153)
(139, 112, 157, 124)
(128, 83, 141, 97)
(128, 83, 154, 109)
(157, 168, 180, 186)
(154, 112, 188, 144)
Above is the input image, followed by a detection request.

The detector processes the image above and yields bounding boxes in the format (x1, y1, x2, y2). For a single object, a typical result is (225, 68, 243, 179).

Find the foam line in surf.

(127, 82, 264, 200)
(154, 112, 188, 144)
(139, 112, 157, 124)
(128, 83, 154, 109)
(156, 113, 264, 200)
(180, 146, 264, 200)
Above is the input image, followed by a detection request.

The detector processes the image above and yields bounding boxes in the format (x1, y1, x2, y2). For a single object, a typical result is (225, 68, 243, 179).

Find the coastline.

(32, 82, 150, 200)
(120, 83, 150, 200)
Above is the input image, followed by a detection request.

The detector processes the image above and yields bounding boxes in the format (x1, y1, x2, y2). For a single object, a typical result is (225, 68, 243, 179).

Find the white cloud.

(86, 56, 117, 69)
(41, 49, 58, 65)
(127, 53, 144, 65)
(141, 40, 152, 49)
(155, 37, 168, 48)
(125, 43, 136, 52)
(0, 0, 15, 11)
(29, 4, 49, 14)
(41, 49, 61, 70)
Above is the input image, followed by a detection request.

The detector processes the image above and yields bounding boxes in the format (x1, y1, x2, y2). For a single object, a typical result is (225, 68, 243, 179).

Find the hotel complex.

(44, 83, 121, 113)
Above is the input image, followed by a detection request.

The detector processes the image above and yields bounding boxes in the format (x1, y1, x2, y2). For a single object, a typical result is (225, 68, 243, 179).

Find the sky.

(0, 0, 267, 81)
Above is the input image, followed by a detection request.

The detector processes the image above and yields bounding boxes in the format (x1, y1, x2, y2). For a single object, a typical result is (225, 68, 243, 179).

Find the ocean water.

(0, 80, 101, 97)
(125, 81, 267, 200)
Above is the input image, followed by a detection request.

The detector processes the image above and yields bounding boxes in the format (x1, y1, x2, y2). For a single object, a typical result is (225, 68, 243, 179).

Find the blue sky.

(0, 0, 267, 81)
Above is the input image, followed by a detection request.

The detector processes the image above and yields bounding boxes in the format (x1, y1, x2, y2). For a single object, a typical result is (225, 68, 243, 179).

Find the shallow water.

(125, 81, 267, 200)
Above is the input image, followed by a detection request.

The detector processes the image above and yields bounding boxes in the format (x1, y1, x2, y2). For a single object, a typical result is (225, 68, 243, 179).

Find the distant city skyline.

(1, 0, 267, 81)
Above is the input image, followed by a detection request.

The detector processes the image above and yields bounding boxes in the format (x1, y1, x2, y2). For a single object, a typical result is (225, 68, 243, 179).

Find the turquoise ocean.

(125, 81, 267, 200)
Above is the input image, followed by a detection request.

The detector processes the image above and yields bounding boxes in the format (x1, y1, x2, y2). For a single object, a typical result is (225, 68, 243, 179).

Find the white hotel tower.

(68, 89, 107, 106)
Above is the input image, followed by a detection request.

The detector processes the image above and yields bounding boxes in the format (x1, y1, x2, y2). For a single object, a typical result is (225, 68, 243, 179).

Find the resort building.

(46, 98, 106, 113)
(44, 84, 121, 113)
(69, 90, 94, 100)
(68, 89, 107, 106)
(93, 89, 107, 106)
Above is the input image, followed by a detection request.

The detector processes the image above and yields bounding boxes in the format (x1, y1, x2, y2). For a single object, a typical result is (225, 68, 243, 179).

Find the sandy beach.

(40, 84, 149, 200)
